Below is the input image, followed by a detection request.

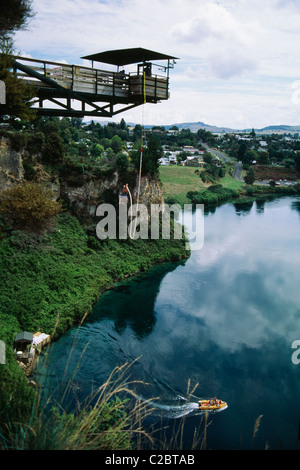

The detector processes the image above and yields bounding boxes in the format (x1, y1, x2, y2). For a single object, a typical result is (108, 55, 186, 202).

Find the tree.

(0, 1, 35, 121)
(77, 142, 89, 157)
(142, 134, 163, 176)
(294, 152, 300, 172)
(116, 152, 129, 172)
(203, 152, 214, 165)
(42, 133, 64, 164)
(258, 151, 270, 165)
(110, 135, 123, 154)
(26, 131, 45, 154)
(244, 167, 255, 185)
(238, 142, 247, 161)
(0, 181, 62, 231)
(0, 0, 34, 41)
(133, 124, 142, 141)
(90, 143, 104, 158)
(120, 118, 126, 130)
(242, 149, 258, 165)
(0, 52, 36, 121)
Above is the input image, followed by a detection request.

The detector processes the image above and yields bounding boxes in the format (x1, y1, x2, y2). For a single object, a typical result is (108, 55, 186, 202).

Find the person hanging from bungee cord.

(119, 184, 129, 205)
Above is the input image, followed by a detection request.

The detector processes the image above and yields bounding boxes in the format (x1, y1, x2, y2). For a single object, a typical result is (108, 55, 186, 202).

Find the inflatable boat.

(198, 398, 228, 411)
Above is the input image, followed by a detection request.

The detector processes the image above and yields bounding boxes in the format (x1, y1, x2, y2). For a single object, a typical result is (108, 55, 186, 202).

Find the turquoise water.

(43, 196, 300, 450)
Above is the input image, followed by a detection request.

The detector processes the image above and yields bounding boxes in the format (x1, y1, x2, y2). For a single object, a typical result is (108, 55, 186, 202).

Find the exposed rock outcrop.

(0, 138, 24, 191)
(0, 138, 165, 215)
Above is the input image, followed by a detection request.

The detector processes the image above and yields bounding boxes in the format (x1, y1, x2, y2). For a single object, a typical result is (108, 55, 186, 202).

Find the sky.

(13, 0, 300, 129)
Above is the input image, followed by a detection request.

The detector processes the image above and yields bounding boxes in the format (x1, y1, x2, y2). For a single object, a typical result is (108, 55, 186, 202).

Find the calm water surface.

(43, 196, 300, 450)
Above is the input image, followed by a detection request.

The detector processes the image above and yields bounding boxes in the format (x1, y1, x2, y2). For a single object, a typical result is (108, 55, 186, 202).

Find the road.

(233, 162, 243, 181)
(254, 180, 297, 186)
(202, 143, 243, 181)
(201, 143, 298, 186)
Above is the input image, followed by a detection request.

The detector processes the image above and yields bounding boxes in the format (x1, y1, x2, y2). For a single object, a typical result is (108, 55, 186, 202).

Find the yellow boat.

(198, 398, 228, 411)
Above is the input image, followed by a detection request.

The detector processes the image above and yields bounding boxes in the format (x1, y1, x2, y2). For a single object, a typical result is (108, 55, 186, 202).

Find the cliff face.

(60, 172, 164, 216)
(131, 174, 164, 207)
(0, 139, 165, 215)
(0, 138, 24, 191)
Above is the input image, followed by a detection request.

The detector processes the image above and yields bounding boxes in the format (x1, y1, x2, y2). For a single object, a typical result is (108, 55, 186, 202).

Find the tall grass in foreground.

(0, 314, 267, 450)
(1, 358, 157, 450)
(0, 310, 156, 450)
(153, 380, 212, 451)
(0, 329, 209, 451)
(0, 359, 267, 450)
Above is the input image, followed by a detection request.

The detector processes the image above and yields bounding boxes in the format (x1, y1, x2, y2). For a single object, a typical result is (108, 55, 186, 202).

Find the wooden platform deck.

(14, 57, 169, 102)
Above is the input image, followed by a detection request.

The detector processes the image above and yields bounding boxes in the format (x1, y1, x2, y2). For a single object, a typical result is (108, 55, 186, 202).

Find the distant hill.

(163, 122, 300, 134)
(164, 121, 234, 133)
(255, 125, 300, 133)
(85, 119, 300, 134)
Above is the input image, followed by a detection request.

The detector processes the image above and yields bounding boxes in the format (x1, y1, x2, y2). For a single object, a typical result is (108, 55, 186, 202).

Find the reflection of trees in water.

(291, 200, 300, 215)
(234, 201, 254, 215)
(204, 206, 217, 215)
(91, 263, 183, 339)
(255, 200, 265, 214)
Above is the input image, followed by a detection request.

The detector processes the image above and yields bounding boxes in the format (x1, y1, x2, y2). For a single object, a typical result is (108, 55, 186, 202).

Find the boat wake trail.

(139, 395, 202, 419)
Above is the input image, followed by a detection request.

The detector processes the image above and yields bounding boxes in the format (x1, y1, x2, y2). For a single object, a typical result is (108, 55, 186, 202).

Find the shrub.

(116, 152, 129, 172)
(42, 133, 64, 164)
(26, 132, 45, 154)
(187, 185, 239, 206)
(0, 181, 62, 231)
(8, 132, 27, 151)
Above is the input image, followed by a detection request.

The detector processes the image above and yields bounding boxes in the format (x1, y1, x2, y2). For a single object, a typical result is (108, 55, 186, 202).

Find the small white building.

(168, 153, 177, 164)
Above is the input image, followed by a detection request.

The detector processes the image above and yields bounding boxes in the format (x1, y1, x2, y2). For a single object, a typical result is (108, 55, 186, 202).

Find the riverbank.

(0, 211, 189, 428)
(43, 195, 300, 450)
(159, 165, 300, 208)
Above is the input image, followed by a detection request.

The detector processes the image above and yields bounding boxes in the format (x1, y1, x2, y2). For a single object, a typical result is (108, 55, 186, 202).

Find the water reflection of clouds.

(155, 199, 300, 354)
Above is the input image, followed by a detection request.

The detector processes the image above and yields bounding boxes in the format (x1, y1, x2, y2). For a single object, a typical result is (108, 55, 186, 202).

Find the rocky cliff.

(0, 138, 24, 191)
(0, 137, 165, 216)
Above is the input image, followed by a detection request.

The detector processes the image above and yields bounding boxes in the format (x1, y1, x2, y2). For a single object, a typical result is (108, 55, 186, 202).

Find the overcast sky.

(14, 0, 300, 129)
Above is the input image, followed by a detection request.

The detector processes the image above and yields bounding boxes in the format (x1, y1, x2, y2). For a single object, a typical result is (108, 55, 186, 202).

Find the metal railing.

(13, 56, 169, 101)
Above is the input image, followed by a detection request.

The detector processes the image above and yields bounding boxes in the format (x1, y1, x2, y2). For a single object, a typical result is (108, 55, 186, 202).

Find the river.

(41, 196, 300, 450)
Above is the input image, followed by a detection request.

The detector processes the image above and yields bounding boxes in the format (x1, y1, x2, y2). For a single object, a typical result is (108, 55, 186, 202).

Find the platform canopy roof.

(15, 331, 33, 343)
(81, 47, 178, 66)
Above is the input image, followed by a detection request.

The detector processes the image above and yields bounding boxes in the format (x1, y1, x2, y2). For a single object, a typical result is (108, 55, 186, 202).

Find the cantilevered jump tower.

(12, 47, 178, 118)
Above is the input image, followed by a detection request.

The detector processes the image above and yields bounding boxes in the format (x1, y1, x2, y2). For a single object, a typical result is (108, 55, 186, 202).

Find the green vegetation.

(0, 116, 187, 449)
(0, 1, 36, 122)
(160, 161, 244, 206)
(0, 0, 33, 41)
(2, 362, 154, 450)
(0, 210, 188, 428)
(0, 181, 62, 230)
(1, 116, 163, 184)
(160, 163, 300, 208)
(0, 0, 278, 451)
(0, 53, 36, 121)
(244, 167, 255, 185)
(187, 184, 240, 206)
(1, 112, 300, 449)
(160, 165, 208, 205)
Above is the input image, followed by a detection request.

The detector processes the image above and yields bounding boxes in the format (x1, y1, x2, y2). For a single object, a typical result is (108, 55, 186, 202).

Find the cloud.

(206, 49, 257, 79)
(170, 3, 250, 46)
(12, 0, 300, 128)
(170, 2, 259, 79)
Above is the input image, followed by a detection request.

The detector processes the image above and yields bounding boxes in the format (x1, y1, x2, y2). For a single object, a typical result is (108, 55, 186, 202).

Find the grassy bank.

(0, 212, 188, 433)
(160, 165, 244, 205)
(159, 166, 211, 205)
(160, 165, 300, 207)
